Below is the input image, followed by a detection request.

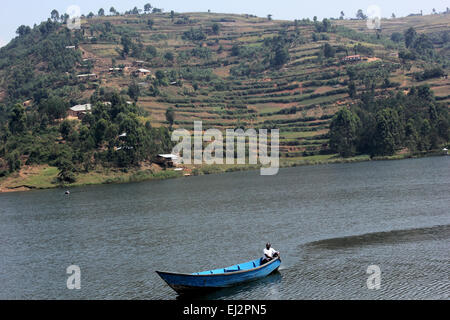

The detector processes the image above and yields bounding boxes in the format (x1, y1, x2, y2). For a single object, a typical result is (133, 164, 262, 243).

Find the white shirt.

(264, 247, 277, 259)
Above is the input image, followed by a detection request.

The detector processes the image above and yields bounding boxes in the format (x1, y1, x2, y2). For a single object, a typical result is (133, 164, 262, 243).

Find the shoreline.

(0, 151, 447, 194)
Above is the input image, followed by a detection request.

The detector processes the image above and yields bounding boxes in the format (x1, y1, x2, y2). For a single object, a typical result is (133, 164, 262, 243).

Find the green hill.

(0, 10, 449, 190)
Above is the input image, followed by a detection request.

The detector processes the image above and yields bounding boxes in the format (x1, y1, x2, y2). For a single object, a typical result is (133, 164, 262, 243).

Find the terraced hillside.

(59, 11, 446, 158)
(0, 11, 449, 162)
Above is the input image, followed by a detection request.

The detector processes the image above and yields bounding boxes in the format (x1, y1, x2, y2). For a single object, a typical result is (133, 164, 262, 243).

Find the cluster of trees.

(230, 31, 295, 76)
(330, 86, 449, 157)
(85, 4, 161, 17)
(0, 90, 173, 182)
(182, 27, 207, 41)
(397, 27, 437, 61)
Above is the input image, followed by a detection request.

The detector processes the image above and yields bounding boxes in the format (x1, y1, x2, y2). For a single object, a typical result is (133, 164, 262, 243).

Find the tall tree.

(329, 108, 361, 157)
(166, 107, 175, 127)
(144, 3, 152, 13)
(212, 23, 220, 35)
(98, 8, 105, 16)
(9, 104, 27, 134)
(373, 108, 403, 156)
(404, 27, 417, 48)
(51, 9, 60, 22)
(356, 9, 367, 20)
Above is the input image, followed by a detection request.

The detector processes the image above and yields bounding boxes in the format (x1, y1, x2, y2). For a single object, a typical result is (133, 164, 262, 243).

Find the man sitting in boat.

(262, 243, 279, 264)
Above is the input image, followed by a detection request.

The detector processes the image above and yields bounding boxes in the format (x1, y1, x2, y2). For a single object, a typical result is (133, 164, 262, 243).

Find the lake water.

(0, 156, 449, 300)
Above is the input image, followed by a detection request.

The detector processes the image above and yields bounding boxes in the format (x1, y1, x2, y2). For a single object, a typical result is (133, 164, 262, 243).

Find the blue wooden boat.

(156, 256, 281, 294)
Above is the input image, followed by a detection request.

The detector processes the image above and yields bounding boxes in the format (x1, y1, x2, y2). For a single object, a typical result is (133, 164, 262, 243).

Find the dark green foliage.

(121, 35, 132, 57)
(373, 108, 403, 156)
(356, 9, 367, 20)
(38, 97, 68, 122)
(182, 28, 206, 41)
(128, 82, 141, 102)
(146, 45, 158, 58)
(330, 86, 449, 157)
(329, 108, 361, 157)
(348, 81, 357, 98)
(166, 107, 175, 126)
(413, 67, 445, 81)
(323, 43, 335, 58)
(56, 155, 76, 184)
(164, 51, 175, 62)
(315, 19, 332, 33)
(271, 46, 290, 68)
(6, 151, 22, 173)
(390, 32, 403, 43)
(212, 23, 221, 35)
(0, 89, 173, 177)
(9, 104, 27, 135)
(405, 27, 417, 48)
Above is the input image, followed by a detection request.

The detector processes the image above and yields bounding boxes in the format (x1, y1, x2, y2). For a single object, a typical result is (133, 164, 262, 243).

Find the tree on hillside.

(146, 45, 157, 58)
(128, 82, 141, 102)
(171, 10, 175, 21)
(16, 25, 31, 37)
(98, 8, 105, 16)
(166, 107, 175, 127)
(271, 46, 290, 68)
(144, 3, 152, 13)
(348, 81, 357, 98)
(231, 44, 240, 56)
(267, 14, 273, 21)
(51, 9, 60, 22)
(356, 9, 367, 20)
(329, 108, 361, 157)
(373, 108, 404, 156)
(164, 51, 175, 62)
(323, 43, 335, 58)
(390, 32, 403, 43)
(38, 97, 68, 122)
(340, 11, 345, 20)
(110, 7, 117, 15)
(147, 19, 155, 29)
(9, 104, 27, 134)
(404, 27, 417, 48)
(212, 23, 221, 35)
(56, 156, 76, 184)
(60, 120, 74, 140)
(121, 35, 132, 58)
(6, 151, 21, 173)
